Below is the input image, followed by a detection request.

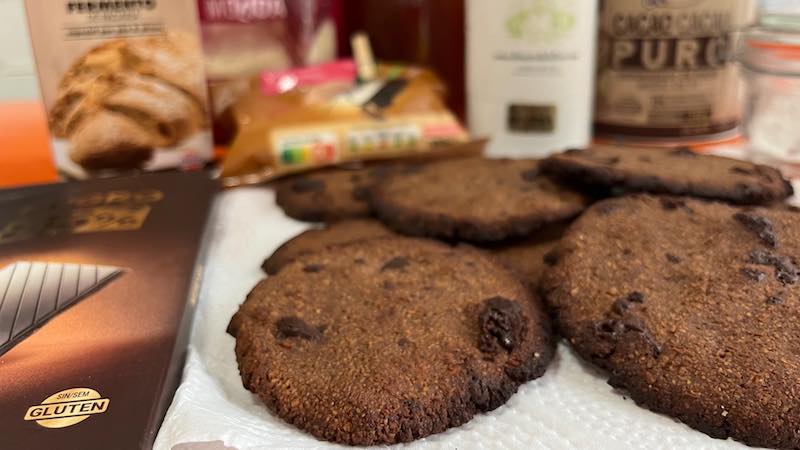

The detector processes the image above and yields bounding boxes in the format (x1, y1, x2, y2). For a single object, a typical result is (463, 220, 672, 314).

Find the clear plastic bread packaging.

(220, 60, 472, 186)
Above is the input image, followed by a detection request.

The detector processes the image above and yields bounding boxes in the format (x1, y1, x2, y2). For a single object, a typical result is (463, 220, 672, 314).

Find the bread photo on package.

(24, 0, 213, 179)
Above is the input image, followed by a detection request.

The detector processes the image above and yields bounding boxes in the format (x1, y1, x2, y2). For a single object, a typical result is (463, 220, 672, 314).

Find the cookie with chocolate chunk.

(369, 157, 588, 242)
(541, 145, 793, 205)
(275, 163, 407, 222)
(274, 167, 373, 221)
(542, 194, 800, 448)
(229, 237, 554, 445)
(261, 219, 395, 274)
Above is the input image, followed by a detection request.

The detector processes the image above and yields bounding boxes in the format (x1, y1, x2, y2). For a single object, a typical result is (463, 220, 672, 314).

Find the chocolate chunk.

(660, 197, 687, 210)
(400, 164, 425, 174)
(671, 147, 696, 157)
(731, 166, 754, 175)
(622, 315, 646, 333)
(611, 298, 632, 315)
(627, 291, 645, 303)
(734, 211, 778, 248)
(520, 167, 539, 181)
(381, 257, 410, 272)
(740, 267, 766, 282)
(351, 186, 370, 202)
(595, 318, 625, 338)
(748, 249, 799, 285)
(397, 337, 410, 348)
(290, 178, 326, 193)
(274, 316, 321, 341)
(478, 296, 524, 354)
(666, 253, 682, 263)
(766, 295, 784, 305)
(543, 249, 560, 266)
(303, 264, 324, 273)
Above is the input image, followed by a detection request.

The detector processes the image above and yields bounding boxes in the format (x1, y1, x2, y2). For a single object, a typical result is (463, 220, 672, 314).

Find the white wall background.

(0, 0, 38, 100)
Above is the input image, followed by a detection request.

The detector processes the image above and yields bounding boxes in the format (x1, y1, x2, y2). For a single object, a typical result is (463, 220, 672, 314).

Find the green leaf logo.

(505, 0, 576, 43)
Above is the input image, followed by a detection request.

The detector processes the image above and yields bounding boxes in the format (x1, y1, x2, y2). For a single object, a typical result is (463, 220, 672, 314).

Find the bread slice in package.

(220, 61, 470, 186)
(24, 1, 213, 180)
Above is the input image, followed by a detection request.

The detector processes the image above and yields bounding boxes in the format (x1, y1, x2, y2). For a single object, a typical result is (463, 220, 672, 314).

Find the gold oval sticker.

(24, 388, 110, 428)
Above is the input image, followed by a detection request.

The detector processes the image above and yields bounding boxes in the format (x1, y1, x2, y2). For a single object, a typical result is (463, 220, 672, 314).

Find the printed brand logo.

(24, 388, 110, 428)
(67, 1, 157, 13)
(505, 0, 576, 43)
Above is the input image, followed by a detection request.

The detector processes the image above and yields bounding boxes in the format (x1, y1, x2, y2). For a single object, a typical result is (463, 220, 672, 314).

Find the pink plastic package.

(197, 0, 337, 81)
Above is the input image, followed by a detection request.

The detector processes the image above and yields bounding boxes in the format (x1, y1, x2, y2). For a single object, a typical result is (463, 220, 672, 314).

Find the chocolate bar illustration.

(0, 262, 122, 357)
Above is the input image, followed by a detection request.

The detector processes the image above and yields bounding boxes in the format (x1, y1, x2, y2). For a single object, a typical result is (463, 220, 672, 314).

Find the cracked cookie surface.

(543, 194, 800, 448)
(230, 237, 554, 445)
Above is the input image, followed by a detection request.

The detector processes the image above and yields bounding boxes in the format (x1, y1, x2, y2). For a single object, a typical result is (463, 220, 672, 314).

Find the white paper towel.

(153, 178, 790, 450)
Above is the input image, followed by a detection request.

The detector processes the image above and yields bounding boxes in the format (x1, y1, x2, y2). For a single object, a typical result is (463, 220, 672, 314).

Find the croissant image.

(49, 32, 208, 171)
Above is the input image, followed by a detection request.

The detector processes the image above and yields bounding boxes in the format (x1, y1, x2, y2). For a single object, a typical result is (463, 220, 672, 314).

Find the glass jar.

(740, 15, 800, 174)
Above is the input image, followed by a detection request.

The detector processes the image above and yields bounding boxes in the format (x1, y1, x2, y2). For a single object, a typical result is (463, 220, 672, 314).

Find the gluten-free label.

(24, 388, 110, 428)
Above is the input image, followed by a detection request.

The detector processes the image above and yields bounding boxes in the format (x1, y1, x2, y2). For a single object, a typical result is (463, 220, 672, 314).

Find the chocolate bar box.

(0, 172, 216, 450)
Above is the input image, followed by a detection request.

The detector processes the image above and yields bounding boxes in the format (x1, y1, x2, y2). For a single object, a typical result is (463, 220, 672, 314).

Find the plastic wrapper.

(198, 0, 336, 80)
(220, 61, 470, 186)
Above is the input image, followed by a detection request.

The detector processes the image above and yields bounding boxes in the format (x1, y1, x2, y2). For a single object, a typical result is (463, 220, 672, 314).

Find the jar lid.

(740, 15, 800, 76)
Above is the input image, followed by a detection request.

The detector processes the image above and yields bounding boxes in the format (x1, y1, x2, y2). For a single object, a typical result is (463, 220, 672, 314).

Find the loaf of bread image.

(49, 32, 208, 171)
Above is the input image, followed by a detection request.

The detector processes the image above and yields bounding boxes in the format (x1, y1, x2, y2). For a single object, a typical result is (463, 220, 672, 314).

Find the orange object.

(0, 101, 58, 188)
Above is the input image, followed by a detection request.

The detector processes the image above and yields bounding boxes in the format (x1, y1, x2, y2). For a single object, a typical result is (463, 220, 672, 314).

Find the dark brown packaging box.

(0, 172, 217, 450)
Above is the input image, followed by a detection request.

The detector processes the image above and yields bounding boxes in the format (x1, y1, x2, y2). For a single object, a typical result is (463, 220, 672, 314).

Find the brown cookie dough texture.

(369, 157, 588, 242)
(229, 237, 555, 445)
(543, 194, 800, 448)
(542, 145, 793, 205)
(487, 222, 567, 290)
(261, 219, 396, 274)
(50, 32, 208, 170)
(274, 164, 405, 222)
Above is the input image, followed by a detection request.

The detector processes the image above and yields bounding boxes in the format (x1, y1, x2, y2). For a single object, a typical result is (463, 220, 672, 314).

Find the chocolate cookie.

(229, 237, 554, 445)
(543, 194, 800, 448)
(275, 164, 399, 222)
(261, 219, 395, 274)
(541, 145, 793, 205)
(369, 157, 588, 242)
(487, 222, 567, 290)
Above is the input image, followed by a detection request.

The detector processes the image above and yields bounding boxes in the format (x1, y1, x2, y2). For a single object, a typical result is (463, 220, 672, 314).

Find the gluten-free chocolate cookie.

(541, 145, 793, 205)
(275, 164, 401, 222)
(543, 194, 800, 448)
(369, 157, 588, 242)
(261, 219, 395, 274)
(229, 237, 554, 445)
